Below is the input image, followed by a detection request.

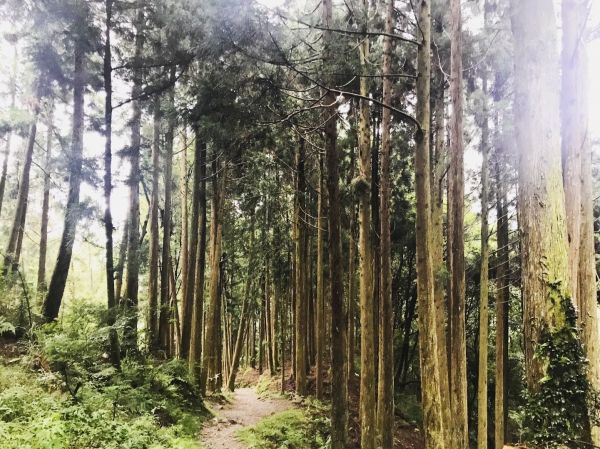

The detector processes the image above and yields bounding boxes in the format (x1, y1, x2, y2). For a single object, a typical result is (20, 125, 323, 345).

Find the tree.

(511, 1, 590, 442)
(322, 0, 347, 445)
(159, 69, 176, 353)
(561, 0, 600, 442)
(315, 153, 325, 399)
(477, 54, 490, 449)
(189, 131, 208, 378)
(448, 0, 468, 445)
(41, 9, 89, 321)
(2, 91, 40, 278)
(37, 104, 53, 294)
(148, 97, 161, 350)
(376, 0, 394, 445)
(356, 1, 376, 445)
(414, 0, 446, 447)
(102, 0, 120, 367)
(122, 4, 145, 350)
(294, 138, 307, 396)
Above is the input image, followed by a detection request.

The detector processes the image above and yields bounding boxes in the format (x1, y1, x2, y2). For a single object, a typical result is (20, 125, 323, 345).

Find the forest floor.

(200, 387, 295, 449)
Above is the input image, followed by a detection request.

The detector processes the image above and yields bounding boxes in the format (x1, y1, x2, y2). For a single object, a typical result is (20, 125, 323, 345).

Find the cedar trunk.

(415, 1, 446, 447)
(42, 40, 86, 321)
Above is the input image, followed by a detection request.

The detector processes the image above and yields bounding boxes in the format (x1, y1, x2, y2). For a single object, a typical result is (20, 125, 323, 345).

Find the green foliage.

(0, 301, 208, 449)
(0, 316, 16, 336)
(395, 392, 423, 426)
(237, 400, 330, 449)
(517, 297, 597, 448)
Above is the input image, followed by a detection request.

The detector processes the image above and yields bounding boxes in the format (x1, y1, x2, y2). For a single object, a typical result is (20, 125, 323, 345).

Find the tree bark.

(115, 215, 129, 305)
(494, 146, 509, 449)
(179, 129, 190, 341)
(181, 129, 203, 359)
(477, 58, 490, 449)
(103, 0, 120, 368)
(510, 0, 574, 390)
(415, 1, 446, 447)
(37, 104, 53, 295)
(561, 0, 600, 442)
(41, 38, 86, 321)
(227, 221, 254, 391)
(376, 0, 394, 445)
(121, 6, 144, 350)
(356, 2, 376, 444)
(316, 152, 325, 399)
(294, 138, 307, 396)
(431, 34, 453, 448)
(322, 0, 347, 445)
(148, 97, 161, 350)
(189, 134, 208, 379)
(3, 99, 39, 278)
(449, 0, 468, 445)
(159, 69, 176, 353)
(200, 157, 225, 394)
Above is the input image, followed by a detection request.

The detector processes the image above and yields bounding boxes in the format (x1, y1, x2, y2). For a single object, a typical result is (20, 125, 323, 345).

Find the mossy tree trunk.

(510, 0, 575, 391)
(561, 0, 600, 443)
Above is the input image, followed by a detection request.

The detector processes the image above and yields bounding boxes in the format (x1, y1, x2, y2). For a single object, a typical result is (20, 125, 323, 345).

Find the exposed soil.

(200, 387, 294, 449)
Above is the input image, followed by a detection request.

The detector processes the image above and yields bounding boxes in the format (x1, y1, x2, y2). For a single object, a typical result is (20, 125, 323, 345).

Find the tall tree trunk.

(511, 0, 582, 404)
(181, 130, 203, 359)
(356, 2, 376, 444)
(179, 129, 189, 339)
(0, 44, 17, 220)
(431, 34, 453, 448)
(115, 215, 129, 304)
(199, 157, 224, 394)
(103, 0, 120, 367)
(376, 0, 394, 445)
(148, 97, 161, 350)
(494, 146, 509, 449)
(561, 0, 583, 310)
(41, 38, 86, 321)
(561, 0, 600, 442)
(3, 97, 40, 278)
(347, 206, 356, 385)
(227, 221, 254, 391)
(294, 138, 307, 396)
(121, 6, 144, 349)
(449, 0, 468, 445)
(316, 153, 325, 399)
(477, 60, 490, 449)
(189, 134, 208, 379)
(323, 0, 347, 444)
(578, 98, 600, 445)
(37, 104, 53, 294)
(159, 69, 176, 353)
(415, 1, 446, 447)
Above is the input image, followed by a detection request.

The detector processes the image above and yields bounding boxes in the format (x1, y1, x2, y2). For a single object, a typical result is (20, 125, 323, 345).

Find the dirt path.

(200, 387, 294, 449)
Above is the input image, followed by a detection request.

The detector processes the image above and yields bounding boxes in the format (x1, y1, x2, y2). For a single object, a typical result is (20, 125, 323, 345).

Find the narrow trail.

(200, 387, 294, 449)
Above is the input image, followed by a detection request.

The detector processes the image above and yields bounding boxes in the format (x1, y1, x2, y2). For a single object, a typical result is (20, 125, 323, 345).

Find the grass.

(236, 399, 330, 449)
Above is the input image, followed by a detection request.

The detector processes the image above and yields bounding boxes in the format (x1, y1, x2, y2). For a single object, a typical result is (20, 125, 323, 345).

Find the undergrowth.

(236, 398, 330, 449)
(0, 300, 208, 449)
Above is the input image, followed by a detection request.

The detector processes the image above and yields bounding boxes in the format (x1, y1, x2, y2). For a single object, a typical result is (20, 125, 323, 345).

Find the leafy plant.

(518, 297, 598, 448)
